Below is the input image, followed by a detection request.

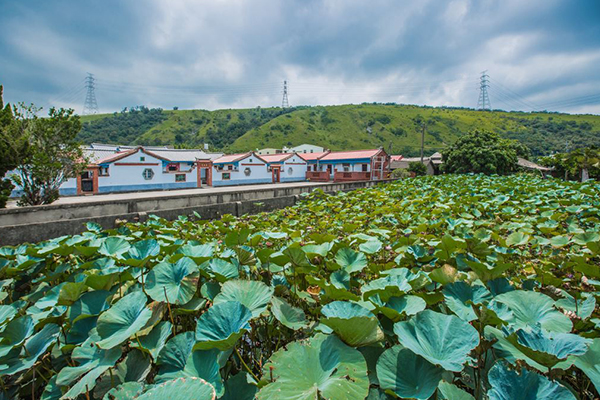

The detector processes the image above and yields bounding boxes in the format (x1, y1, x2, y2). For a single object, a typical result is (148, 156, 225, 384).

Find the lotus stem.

(164, 287, 176, 335)
(235, 346, 260, 383)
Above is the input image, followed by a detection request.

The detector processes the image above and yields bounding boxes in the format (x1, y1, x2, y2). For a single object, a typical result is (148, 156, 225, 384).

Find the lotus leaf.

(437, 381, 475, 400)
(194, 301, 251, 350)
(213, 280, 273, 318)
(487, 362, 576, 400)
(376, 345, 444, 399)
(362, 275, 412, 302)
(321, 301, 384, 347)
(136, 377, 216, 400)
(146, 257, 199, 305)
(271, 296, 308, 330)
(96, 291, 153, 349)
(573, 338, 600, 392)
(335, 247, 368, 273)
(443, 281, 492, 321)
(257, 334, 369, 400)
(393, 310, 479, 372)
(492, 290, 572, 332)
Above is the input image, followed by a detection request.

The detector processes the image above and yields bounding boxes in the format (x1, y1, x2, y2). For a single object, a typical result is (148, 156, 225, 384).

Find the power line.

(477, 71, 491, 110)
(83, 73, 98, 115)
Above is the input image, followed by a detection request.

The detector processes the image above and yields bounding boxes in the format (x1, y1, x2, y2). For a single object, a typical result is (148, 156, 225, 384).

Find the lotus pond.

(1, 174, 600, 399)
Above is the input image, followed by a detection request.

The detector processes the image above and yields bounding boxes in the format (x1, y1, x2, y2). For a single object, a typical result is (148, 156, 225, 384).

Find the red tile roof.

(213, 152, 252, 163)
(259, 153, 294, 163)
(391, 155, 403, 162)
(320, 149, 383, 161)
(298, 151, 330, 161)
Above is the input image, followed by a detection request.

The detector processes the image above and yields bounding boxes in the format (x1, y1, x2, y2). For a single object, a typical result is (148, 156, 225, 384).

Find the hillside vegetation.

(79, 104, 600, 156)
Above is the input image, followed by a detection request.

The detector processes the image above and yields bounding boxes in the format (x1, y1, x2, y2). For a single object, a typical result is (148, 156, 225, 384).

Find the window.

(244, 167, 252, 176)
(142, 168, 154, 180)
(288, 167, 293, 175)
(249, 158, 253, 163)
(343, 163, 350, 172)
(217, 165, 223, 171)
(310, 150, 314, 153)
(167, 163, 179, 172)
(228, 165, 233, 170)
(99, 166, 109, 176)
(362, 164, 368, 172)
(175, 174, 186, 182)
(140, 156, 146, 162)
(222, 173, 231, 180)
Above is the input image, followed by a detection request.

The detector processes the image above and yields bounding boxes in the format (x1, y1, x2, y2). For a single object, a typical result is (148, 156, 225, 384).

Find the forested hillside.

(78, 104, 600, 157)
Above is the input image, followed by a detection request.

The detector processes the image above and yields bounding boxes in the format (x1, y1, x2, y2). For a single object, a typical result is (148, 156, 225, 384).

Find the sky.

(1, 0, 599, 115)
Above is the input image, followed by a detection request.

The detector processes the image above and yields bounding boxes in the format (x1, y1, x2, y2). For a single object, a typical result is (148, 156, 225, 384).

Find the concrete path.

(5, 181, 332, 208)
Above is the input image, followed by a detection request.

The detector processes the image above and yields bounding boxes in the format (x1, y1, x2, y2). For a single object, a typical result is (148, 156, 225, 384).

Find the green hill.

(79, 104, 600, 157)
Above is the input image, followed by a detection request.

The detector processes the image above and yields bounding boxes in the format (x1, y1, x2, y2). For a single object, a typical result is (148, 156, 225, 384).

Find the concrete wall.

(0, 180, 393, 246)
(212, 154, 272, 187)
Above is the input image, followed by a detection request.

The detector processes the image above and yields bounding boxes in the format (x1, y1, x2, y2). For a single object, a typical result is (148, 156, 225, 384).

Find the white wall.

(212, 154, 272, 186)
(97, 150, 197, 193)
(281, 154, 308, 182)
(291, 144, 324, 154)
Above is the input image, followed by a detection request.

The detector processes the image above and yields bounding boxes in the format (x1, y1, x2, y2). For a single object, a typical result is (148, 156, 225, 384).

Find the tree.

(0, 85, 28, 208)
(408, 161, 427, 176)
(10, 105, 86, 205)
(540, 147, 600, 181)
(443, 130, 530, 175)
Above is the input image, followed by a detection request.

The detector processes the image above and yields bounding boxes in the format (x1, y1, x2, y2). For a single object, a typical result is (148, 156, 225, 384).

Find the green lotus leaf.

(362, 275, 412, 302)
(199, 259, 239, 282)
(443, 281, 492, 321)
(0, 305, 17, 325)
(128, 239, 160, 260)
(505, 231, 529, 246)
(487, 362, 575, 400)
(257, 334, 369, 400)
(146, 257, 199, 305)
(57, 282, 88, 306)
(177, 243, 214, 263)
(376, 345, 444, 399)
(95, 349, 151, 399)
(437, 381, 475, 400)
(555, 294, 596, 319)
(393, 310, 479, 372)
(485, 326, 547, 372)
(506, 327, 591, 369)
(213, 280, 273, 318)
(574, 338, 600, 393)
(57, 332, 122, 399)
(0, 315, 34, 358)
(96, 291, 153, 349)
(302, 242, 332, 257)
(492, 290, 572, 332)
(549, 235, 571, 248)
(98, 237, 131, 258)
(305, 275, 360, 301)
(157, 331, 195, 372)
(220, 372, 257, 400)
(321, 301, 384, 347)
(131, 321, 172, 359)
(103, 382, 145, 400)
(360, 239, 383, 254)
(335, 247, 368, 274)
(0, 323, 60, 376)
(374, 295, 427, 321)
(181, 349, 223, 396)
(573, 232, 600, 245)
(68, 290, 111, 323)
(271, 296, 308, 330)
(136, 377, 216, 400)
(194, 301, 251, 350)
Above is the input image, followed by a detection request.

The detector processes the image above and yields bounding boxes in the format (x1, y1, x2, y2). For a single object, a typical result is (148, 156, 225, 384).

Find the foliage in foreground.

(0, 174, 600, 399)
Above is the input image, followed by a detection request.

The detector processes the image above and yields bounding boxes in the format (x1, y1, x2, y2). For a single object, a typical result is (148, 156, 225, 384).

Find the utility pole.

(83, 73, 98, 115)
(477, 71, 491, 111)
(420, 122, 426, 162)
(281, 80, 289, 109)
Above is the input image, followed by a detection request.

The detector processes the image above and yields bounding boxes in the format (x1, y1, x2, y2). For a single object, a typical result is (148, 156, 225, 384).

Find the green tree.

(10, 105, 86, 205)
(541, 147, 600, 181)
(0, 85, 29, 208)
(442, 130, 530, 175)
(408, 161, 427, 176)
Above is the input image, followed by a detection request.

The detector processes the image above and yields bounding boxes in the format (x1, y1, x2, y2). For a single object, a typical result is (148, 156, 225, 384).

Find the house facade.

(259, 153, 308, 183)
(211, 152, 272, 187)
(305, 149, 390, 182)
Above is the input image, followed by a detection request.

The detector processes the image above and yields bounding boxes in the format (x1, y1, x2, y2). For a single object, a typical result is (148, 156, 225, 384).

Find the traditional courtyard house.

(77, 147, 222, 194)
(303, 151, 331, 181)
(211, 152, 271, 186)
(312, 149, 390, 182)
(259, 153, 308, 183)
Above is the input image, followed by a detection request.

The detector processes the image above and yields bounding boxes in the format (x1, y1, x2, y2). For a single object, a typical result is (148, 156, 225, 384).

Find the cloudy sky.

(1, 0, 599, 115)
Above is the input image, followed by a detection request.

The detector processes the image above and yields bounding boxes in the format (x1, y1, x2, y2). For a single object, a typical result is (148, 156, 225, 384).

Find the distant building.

(289, 144, 325, 154)
(259, 153, 308, 183)
(256, 148, 281, 155)
(211, 152, 272, 186)
(305, 149, 390, 182)
(391, 152, 441, 175)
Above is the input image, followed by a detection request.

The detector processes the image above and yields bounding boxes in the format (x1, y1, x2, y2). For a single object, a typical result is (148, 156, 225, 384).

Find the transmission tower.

(83, 73, 98, 115)
(281, 80, 289, 108)
(477, 71, 491, 111)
